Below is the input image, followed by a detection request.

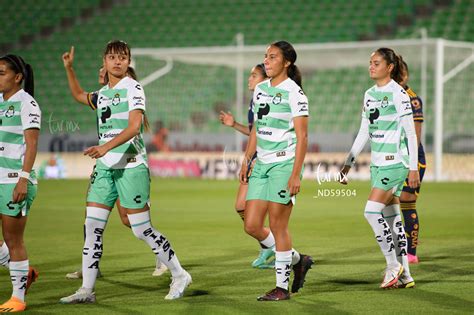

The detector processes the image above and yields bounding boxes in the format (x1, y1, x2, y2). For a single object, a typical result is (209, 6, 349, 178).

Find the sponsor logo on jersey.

(8, 172, 18, 178)
(0, 146, 4, 151)
(272, 93, 282, 104)
(385, 155, 395, 161)
(257, 129, 272, 136)
(276, 151, 286, 157)
(256, 92, 270, 100)
(127, 157, 137, 163)
(100, 132, 121, 139)
(256, 103, 270, 119)
(368, 108, 380, 124)
(298, 102, 308, 112)
(369, 133, 384, 139)
(133, 96, 144, 107)
(99, 125, 113, 130)
(411, 98, 421, 110)
(29, 117, 39, 124)
(29, 113, 40, 117)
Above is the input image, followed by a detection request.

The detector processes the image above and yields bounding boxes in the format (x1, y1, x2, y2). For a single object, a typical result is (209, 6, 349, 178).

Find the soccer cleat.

(252, 248, 275, 268)
(380, 263, 404, 289)
(164, 271, 192, 300)
(257, 258, 275, 270)
(0, 297, 26, 312)
(59, 288, 96, 304)
(396, 273, 415, 289)
(25, 267, 39, 295)
(66, 268, 102, 280)
(152, 264, 169, 277)
(291, 254, 314, 293)
(257, 287, 290, 301)
(407, 254, 419, 264)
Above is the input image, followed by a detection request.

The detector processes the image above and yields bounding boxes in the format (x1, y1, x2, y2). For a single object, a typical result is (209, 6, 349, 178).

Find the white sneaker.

(380, 263, 403, 289)
(66, 268, 102, 279)
(65, 270, 82, 279)
(164, 271, 192, 300)
(152, 260, 169, 277)
(397, 272, 415, 289)
(59, 287, 96, 304)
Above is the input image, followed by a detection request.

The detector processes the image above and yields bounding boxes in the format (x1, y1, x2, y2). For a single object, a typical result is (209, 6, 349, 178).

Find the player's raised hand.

(219, 111, 235, 127)
(62, 46, 75, 68)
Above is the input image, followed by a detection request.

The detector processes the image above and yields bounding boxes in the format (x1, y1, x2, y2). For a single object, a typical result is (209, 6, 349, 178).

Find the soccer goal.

(132, 34, 474, 181)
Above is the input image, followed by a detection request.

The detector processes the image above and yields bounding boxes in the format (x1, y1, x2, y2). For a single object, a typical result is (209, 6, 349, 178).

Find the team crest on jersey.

(5, 105, 14, 118)
(381, 96, 389, 108)
(272, 93, 282, 104)
(112, 93, 121, 106)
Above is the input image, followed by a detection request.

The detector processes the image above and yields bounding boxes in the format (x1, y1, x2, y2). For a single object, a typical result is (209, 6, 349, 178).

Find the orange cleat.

(0, 297, 26, 312)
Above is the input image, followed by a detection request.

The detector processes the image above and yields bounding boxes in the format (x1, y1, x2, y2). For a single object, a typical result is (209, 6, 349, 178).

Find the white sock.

(82, 207, 110, 290)
(128, 211, 184, 277)
(383, 204, 410, 276)
(10, 260, 28, 301)
(275, 250, 292, 290)
(260, 231, 275, 249)
(364, 201, 398, 266)
(0, 242, 10, 269)
(291, 248, 300, 265)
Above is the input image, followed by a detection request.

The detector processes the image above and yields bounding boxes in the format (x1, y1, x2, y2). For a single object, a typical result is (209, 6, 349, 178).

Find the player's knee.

(244, 221, 260, 237)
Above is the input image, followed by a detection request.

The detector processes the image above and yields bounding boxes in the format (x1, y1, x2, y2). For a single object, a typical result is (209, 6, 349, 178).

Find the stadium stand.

(2, 0, 472, 138)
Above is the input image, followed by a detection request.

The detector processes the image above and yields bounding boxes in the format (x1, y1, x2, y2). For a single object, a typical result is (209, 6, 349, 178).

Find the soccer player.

(397, 59, 425, 264)
(240, 41, 313, 301)
(60, 41, 191, 304)
(219, 64, 275, 269)
(61, 46, 168, 278)
(340, 47, 419, 289)
(0, 54, 41, 312)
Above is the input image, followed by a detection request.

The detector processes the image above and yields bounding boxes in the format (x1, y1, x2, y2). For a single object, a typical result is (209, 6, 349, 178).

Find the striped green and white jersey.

(363, 79, 413, 168)
(253, 78, 309, 164)
(96, 76, 147, 169)
(0, 90, 41, 184)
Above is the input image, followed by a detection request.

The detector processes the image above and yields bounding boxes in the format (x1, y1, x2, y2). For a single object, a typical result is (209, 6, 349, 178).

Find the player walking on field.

(61, 46, 168, 279)
(340, 47, 419, 289)
(219, 64, 276, 269)
(60, 41, 190, 304)
(240, 41, 313, 301)
(396, 59, 426, 265)
(0, 54, 40, 312)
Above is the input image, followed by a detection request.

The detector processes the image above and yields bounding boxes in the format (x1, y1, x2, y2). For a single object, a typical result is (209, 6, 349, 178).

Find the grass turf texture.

(0, 179, 472, 314)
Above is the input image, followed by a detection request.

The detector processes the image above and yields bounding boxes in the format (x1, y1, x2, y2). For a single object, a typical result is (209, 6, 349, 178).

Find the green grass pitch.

(0, 179, 472, 314)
